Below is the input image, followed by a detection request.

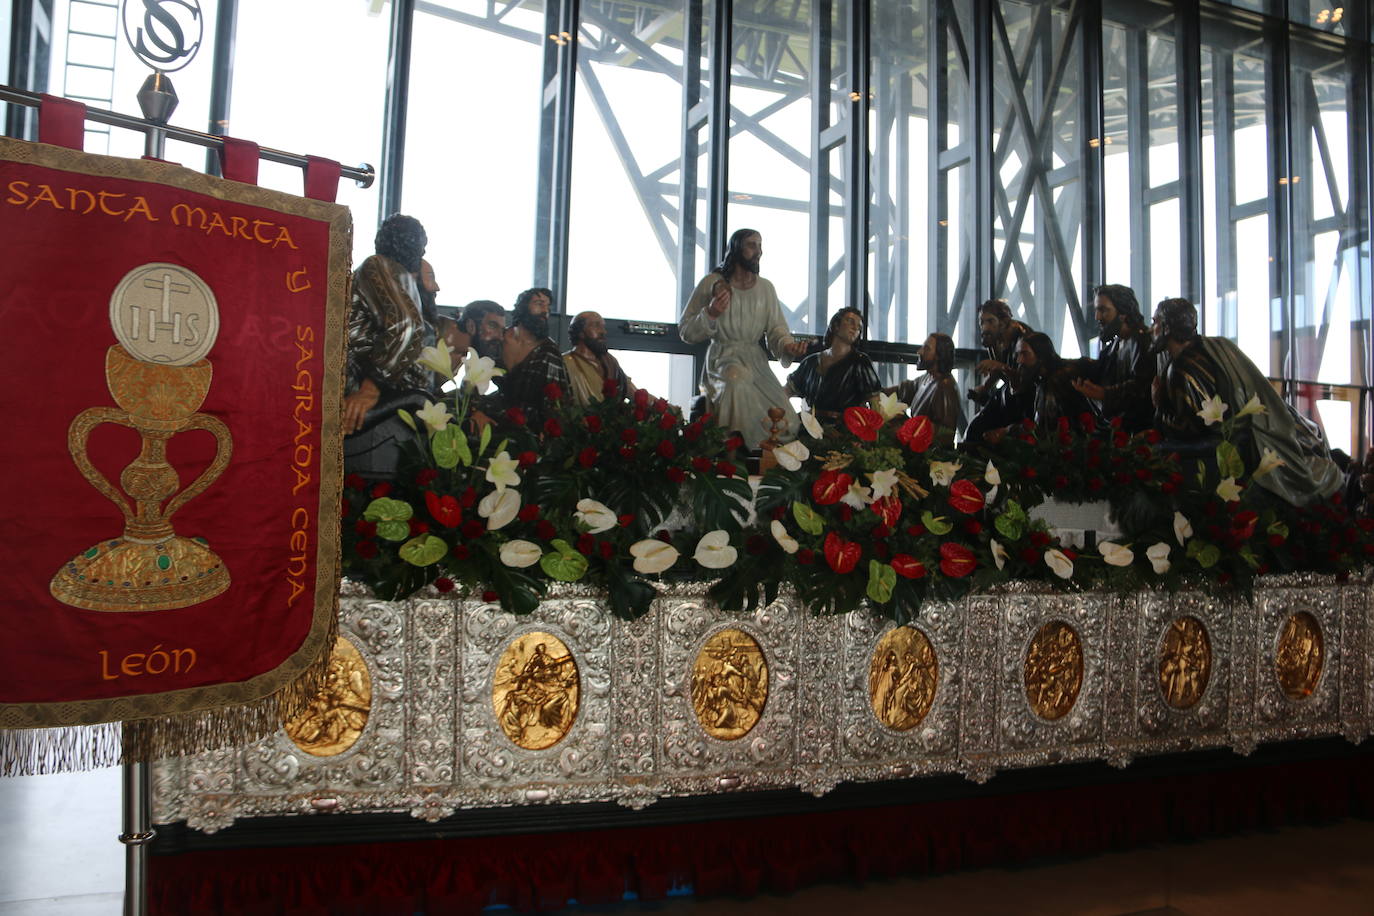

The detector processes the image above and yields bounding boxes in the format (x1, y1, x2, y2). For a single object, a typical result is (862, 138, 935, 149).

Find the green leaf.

(477, 423, 492, 459)
(1216, 440, 1245, 479)
(994, 499, 1028, 541)
(792, 501, 823, 536)
(1267, 521, 1289, 539)
(866, 559, 896, 603)
(921, 510, 953, 536)
(397, 409, 416, 432)
(540, 539, 589, 582)
(431, 425, 470, 469)
(1238, 546, 1260, 569)
(398, 534, 448, 566)
(1195, 459, 1207, 488)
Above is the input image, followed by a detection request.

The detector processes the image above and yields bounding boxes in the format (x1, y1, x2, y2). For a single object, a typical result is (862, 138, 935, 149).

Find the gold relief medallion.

(868, 626, 939, 731)
(1024, 620, 1084, 721)
(691, 628, 768, 740)
(492, 632, 579, 751)
(285, 636, 372, 757)
(1276, 611, 1324, 700)
(1159, 616, 1212, 709)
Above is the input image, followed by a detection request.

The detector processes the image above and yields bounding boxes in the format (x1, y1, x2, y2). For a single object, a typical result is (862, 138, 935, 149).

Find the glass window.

(1291, 1, 1349, 37)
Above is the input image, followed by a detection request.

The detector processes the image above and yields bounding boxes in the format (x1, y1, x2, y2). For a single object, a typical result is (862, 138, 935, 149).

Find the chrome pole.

(120, 760, 155, 916)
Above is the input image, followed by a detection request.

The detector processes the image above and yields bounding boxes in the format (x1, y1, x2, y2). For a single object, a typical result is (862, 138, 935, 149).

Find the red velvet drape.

(149, 754, 1374, 915)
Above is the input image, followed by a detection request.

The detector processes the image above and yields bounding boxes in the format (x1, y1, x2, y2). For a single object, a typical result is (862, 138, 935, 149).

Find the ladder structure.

(59, 0, 121, 152)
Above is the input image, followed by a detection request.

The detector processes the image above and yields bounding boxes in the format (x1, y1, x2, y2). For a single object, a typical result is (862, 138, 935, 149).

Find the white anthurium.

(1196, 394, 1228, 426)
(630, 539, 679, 574)
(416, 339, 455, 380)
(693, 530, 738, 569)
(574, 498, 618, 534)
(1236, 394, 1266, 418)
(1255, 448, 1286, 478)
(991, 539, 1009, 570)
(1173, 511, 1193, 546)
(1215, 477, 1243, 503)
(875, 391, 906, 420)
(1100, 541, 1134, 567)
(774, 439, 811, 472)
(478, 487, 521, 531)
(984, 459, 1002, 486)
(1147, 542, 1171, 574)
(485, 450, 521, 490)
(799, 410, 824, 439)
(868, 468, 899, 501)
(929, 460, 962, 487)
(840, 479, 874, 509)
(1044, 548, 1074, 580)
(499, 540, 542, 568)
(770, 520, 800, 554)
(415, 399, 453, 434)
(462, 349, 504, 394)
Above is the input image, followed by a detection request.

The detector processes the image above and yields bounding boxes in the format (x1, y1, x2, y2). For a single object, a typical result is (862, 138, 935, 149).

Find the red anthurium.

(823, 531, 862, 574)
(938, 542, 977, 578)
(947, 479, 985, 515)
(424, 490, 462, 528)
(896, 415, 934, 452)
(891, 554, 927, 579)
(843, 406, 884, 442)
(871, 494, 903, 528)
(812, 469, 854, 506)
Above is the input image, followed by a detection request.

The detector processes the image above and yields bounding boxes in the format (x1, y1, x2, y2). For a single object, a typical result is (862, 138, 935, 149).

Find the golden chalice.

(50, 264, 231, 612)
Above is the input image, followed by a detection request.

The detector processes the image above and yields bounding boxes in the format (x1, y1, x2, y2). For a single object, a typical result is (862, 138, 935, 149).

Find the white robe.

(680, 273, 799, 448)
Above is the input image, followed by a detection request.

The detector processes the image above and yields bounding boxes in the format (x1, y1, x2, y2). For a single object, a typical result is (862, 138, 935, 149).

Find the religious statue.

(680, 229, 808, 449)
(1071, 284, 1155, 432)
(964, 299, 1034, 447)
(785, 307, 882, 422)
(563, 310, 636, 407)
(493, 287, 572, 428)
(903, 332, 965, 442)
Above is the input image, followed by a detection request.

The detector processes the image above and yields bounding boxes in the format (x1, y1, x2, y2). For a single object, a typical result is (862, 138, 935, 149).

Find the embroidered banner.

(0, 137, 348, 772)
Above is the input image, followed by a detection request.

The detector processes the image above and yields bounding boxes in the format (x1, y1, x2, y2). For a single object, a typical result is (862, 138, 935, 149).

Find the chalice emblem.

(50, 263, 232, 612)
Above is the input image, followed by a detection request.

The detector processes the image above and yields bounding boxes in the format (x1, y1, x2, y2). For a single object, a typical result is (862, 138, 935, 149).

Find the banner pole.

(120, 760, 155, 916)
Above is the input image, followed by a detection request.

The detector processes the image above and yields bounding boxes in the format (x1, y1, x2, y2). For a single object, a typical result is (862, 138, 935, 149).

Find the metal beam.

(380, 0, 416, 221)
(204, 0, 239, 177)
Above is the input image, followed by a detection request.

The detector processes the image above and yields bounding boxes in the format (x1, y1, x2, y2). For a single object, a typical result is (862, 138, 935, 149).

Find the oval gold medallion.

(868, 626, 939, 731)
(1276, 611, 1324, 700)
(1158, 616, 1212, 709)
(492, 632, 579, 750)
(285, 636, 372, 757)
(1024, 620, 1084, 721)
(692, 628, 768, 740)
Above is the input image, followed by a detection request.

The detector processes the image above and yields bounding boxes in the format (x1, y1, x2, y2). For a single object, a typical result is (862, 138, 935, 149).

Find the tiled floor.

(2, 765, 1372, 915)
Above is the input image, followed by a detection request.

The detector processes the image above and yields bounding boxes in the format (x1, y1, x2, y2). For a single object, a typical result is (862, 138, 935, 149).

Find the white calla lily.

(868, 468, 899, 501)
(1173, 511, 1193, 546)
(984, 459, 1002, 486)
(991, 539, 1009, 570)
(1044, 548, 1074, 579)
(774, 439, 811, 471)
(1236, 394, 1266, 418)
(840, 480, 874, 509)
(1196, 395, 1228, 426)
(485, 450, 521, 490)
(462, 349, 504, 394)
(630, 539, 679, 574)
(1147, 542, 1171, 574)
(1255, 448, 1286, 477)
(799, 410, 824, 439)
(770, 520, 800, 554)
(1100, 541, 1134, 567)
(693, 530, 738, 569)
(478, 487, 521, 530)
(417, 339, 455, 379)
(499, 539, 542, 568)
(574, 498, 618, 534)
(415, 399, 453, 433)
(1215, 477, 1243, 503)
(929, 460, 962, 487)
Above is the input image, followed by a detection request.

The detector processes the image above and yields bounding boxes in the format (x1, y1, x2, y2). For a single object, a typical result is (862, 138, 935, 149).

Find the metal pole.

(120, 760, 155, 916)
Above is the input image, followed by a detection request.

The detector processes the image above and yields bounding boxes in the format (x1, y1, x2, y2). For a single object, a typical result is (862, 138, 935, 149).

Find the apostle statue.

(905, 332, 965, 441)
(785, 307, 882, 421)
(1151, 297, 1342, 506)
(493, 287, 572, 429)
(964, 299, 1034, 446)
(680, 229, 808, 448)
(1071, 284, 1155, 432)
(563, 311, 636, 407)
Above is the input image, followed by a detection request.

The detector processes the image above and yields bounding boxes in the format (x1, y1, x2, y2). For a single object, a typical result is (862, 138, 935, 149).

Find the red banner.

(0, 138, 347, 746)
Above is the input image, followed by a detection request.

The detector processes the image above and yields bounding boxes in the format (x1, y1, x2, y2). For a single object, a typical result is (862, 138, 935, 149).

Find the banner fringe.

(1, 611, 337, 777)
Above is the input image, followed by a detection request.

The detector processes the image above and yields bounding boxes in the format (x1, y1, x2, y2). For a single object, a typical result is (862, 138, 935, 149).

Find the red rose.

(654, 397, 670, 414)
(434, 577, 455, 593)
(1022, 418, 1037, 431)
(345, 473, 366, 490)
(1135, 446, 1152, 460)
(354, 519, 377, 538)
(896, 415, 934, 453)
(1088, 477, 1104, 492)
(425, 490, 462, 528)
(871, 495, 903, 528)
(408, 518, 429, 536)
(939, 542, 977, 577)
(839, 505, 853, 522)
(823, 531, 862, 574)
(798, 548, 815, 565)
(355, 540, 378, 559)
(370, 482, 392, 499)
(812, 469, 853, 505)
(716, 461, 737, 478)
(544, 383, 564, 401)
(1161, 482, 1177, 495)
(415, 468, 439, 487)
(871, 524, 892, 539)
(634, 407, 648, 421)
(692, 456, 712, 472)
(843, 406, 884, 442)
(1056, 416, 1070, 434)
(770, 506, 788, 521)
(460, 520, 485, 540)
(618, 513, 635, 527)
(658, 413, 676, 430)
(543, 417, 563, 437)
(619, 446, 636, 460)
(518, 450, 538, 467)
(948, 479, 985, 515)
(906, 524, 926, 537)
(535, 520, 557, 540)
(685, 422, 704, 442)
(602, 378, 619, 396)
(452, 544, 470, 560)
(1113, 430, 1129, 449)
(1268, 533, 1285, 547)
(1021, 547, 1039, 564)
(621, 428, 639, 445)
(964, 519, 982, 535)
(656, 440, 677, 459)
(518, 504, 540, 522)
(585, 415, 603, 433)
(666, 467, 687, 482)
(505, 407, 528, 427)
(634, 388, 650, 408)
(1053, 475, 1069, 490)
(724, 435, 744, 451)
(482, 590, 499, 603)
(599, 541, 615, 560)
(1030, 531, 1052, 548)
(891, 554, 926, 579)
(578, 446, 599, 468)
(655, 530, 673, 543)
(458, 486, 477, 508)
(1021, 467, 1038, 479)
(1135, 468, 1152, 481)
(1078, 412, 1096, 432)
(1145, 429, 1162, 444)
(576, 533, 596, 555)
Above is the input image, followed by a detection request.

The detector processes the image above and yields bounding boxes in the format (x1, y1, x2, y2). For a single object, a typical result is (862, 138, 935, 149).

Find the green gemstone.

(83, 547, 99, 559)
(156, 555, 171, 571)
